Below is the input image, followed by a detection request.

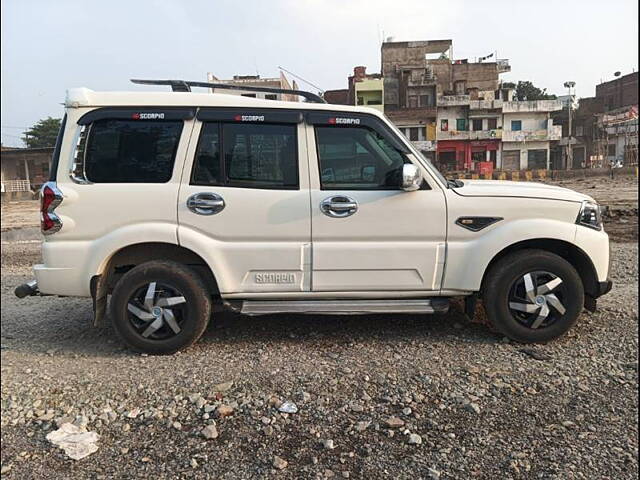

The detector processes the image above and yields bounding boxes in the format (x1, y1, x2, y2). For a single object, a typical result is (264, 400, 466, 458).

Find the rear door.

(177, 109, 311, 295)
(307, 113, 448, 292)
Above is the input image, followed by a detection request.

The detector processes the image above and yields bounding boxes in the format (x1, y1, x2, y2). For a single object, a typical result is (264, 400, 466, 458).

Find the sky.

(1, 0, 638, 147)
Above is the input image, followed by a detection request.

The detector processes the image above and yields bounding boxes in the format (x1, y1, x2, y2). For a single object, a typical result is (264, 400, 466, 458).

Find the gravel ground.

(1, 176, 638, 479)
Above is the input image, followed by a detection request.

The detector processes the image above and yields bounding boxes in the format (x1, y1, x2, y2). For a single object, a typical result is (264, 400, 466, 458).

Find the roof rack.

(130, 79, 326, 104)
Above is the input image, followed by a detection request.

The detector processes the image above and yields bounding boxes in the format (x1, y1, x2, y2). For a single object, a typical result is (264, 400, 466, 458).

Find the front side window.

(191, 122, 298, 189)
(84, 120, 182, 183)
(315, 126, 410, 190)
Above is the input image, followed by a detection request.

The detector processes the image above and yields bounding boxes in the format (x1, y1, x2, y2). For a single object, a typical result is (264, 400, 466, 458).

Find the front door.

(306, 115, 447, 292)
(177, 111, 311, 295)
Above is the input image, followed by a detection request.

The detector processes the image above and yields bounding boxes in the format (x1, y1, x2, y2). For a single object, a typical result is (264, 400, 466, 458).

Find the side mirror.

(401, 163, 423, 191)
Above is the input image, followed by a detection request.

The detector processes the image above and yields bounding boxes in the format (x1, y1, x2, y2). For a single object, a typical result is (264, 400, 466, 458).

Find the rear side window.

(84, 120, 183, 183)
(192, 122, 298, 189)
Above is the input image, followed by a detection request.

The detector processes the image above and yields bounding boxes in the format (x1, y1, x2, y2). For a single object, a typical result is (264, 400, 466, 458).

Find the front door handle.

(320, 195, 358, 218)
(187, 192, 225, 215)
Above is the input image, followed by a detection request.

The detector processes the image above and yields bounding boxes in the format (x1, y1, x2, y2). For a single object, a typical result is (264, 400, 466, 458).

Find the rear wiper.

(447, 178, 464, 188)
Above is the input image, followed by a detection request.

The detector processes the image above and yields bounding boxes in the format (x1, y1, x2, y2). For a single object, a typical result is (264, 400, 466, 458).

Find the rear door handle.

(320, 195, 358, 218)
(187, 192, 225, 215)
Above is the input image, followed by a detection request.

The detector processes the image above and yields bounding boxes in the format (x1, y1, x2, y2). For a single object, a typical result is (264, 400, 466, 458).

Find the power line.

(277, 66, 325, 94)
(1, 125, 29, 130)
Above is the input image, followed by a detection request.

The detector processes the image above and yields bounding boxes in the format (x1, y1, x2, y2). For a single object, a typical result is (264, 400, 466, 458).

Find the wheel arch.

(480, 238, 599, 300)
(99, 242, 220, 296)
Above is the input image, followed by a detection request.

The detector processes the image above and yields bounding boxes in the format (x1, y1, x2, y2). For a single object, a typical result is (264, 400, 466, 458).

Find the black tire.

(482, 249, 584, 343)
(110, 260, 211, 354)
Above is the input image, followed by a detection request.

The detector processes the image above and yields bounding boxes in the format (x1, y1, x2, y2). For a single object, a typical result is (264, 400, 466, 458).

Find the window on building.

(456, 118, 467, 131)
(607, 144, 616, 157)
(315, 126, 410, 190)
(575, 125, 584, 136)
(84, 119, 183, 183)
(241, 93, 257, 98)
(357, 97, 364, 105)
(265, 94, 278, 101)
(454, 80, 466, 95)
(408, 96, 419, 108)
(419, 94, 434, 107)
(488, 118, 498, 130)
(471, 151, 485, 163)
(440, 119, 448, 131)
(511, 120, 522, 131)
(489, 150, 497, 166)
(191, 122, 298, 189)
(409, 127, 419, 141)
(472, 119, 483, 131)
(367, 99, 382, 105)
(527, 149, 547, 169)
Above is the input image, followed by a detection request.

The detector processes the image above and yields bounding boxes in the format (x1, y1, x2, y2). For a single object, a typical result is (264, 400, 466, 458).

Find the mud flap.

(90, 275, 108, 327)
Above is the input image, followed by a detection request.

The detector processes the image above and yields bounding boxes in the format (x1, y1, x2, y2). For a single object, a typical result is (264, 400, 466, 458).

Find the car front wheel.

(483, 249, 584, 343)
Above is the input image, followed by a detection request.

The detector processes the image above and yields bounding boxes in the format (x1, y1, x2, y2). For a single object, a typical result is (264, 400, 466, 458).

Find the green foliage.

(22, 117, 62, 148)
(514, 81, 557, 101)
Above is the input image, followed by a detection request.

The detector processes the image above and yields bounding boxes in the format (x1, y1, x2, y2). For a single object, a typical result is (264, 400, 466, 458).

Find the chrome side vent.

(70, 125, 92, 184)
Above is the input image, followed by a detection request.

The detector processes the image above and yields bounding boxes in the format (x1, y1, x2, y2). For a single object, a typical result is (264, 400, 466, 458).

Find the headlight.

(576, 200, 602, 230)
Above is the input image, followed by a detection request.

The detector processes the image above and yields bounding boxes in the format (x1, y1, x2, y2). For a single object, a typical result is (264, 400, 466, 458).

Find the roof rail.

(130, 79, 326, 104)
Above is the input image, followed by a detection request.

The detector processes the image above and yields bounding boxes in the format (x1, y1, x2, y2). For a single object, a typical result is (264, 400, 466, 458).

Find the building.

(553, 71, 638, 169)
(1, 146, 53, 198)
(501, 98, 563, 170)
(322, 66, 383, 112)
(206, 72, 299, 102)
(381, 39, 510, 164)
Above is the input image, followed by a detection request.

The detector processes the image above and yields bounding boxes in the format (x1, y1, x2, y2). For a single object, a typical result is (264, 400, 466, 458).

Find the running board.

(239, 298, 449, 316)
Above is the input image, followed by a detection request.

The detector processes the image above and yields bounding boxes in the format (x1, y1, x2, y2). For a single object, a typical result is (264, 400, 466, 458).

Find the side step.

(239, 298, 449, 316)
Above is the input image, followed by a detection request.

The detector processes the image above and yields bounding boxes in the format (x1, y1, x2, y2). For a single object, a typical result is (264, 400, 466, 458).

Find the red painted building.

(436, 139, 499, 172)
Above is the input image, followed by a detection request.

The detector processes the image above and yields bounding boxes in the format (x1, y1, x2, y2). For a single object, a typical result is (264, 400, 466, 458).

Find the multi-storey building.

(322, 66, 383, 111)
(553, 71, 638, 169)
(501, 97, 563, 170)
(381, 39, 510, 164)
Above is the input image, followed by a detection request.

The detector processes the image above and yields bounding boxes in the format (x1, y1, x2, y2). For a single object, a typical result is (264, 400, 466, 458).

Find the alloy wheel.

(507, 271, 568, 329)
(126, 282, 188, 340)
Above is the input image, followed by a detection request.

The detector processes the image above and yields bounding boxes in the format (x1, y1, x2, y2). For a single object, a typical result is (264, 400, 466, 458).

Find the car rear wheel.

(110, 261, 211, 354)
(482, 249, 584, 343)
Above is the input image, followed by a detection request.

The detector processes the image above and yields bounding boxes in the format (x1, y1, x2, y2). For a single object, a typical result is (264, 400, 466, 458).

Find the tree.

(22, 117, 62, 148)
(513, 81, 557, 101)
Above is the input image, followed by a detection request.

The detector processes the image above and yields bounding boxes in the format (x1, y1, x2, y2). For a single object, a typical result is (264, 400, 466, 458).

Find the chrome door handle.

(320, 195, 358, 218)
(187, 192, 225, 215)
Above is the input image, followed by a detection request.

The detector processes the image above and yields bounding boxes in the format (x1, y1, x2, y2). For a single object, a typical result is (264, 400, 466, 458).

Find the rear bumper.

(33, 263, 89, 296)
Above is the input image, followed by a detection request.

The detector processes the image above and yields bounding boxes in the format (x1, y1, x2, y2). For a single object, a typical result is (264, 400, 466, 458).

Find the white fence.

(1, 179, 31, 193)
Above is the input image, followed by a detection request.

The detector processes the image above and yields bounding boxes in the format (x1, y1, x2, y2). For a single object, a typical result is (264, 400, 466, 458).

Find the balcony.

(502, 100, 563, 113)
(468, 129, 502, 140)
(411, 140, 436, 152)
(436, 129, 470, 141)
(502, 125, 562, 142)
(437, 95, 470, 107)
(469, 99, 503, 110)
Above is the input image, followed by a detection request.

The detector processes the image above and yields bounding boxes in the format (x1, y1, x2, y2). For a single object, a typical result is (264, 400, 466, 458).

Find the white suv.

(15, 79, 612, 354)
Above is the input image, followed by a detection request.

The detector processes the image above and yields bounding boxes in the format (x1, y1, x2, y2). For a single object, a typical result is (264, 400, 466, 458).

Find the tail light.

(40, 181, 63, 234)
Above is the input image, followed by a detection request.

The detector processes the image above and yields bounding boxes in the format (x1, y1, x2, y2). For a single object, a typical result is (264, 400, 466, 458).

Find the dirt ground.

(1, 174, 638, 479)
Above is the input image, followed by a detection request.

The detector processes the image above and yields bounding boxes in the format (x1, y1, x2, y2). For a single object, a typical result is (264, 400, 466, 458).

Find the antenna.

(277, 66, 324, 94)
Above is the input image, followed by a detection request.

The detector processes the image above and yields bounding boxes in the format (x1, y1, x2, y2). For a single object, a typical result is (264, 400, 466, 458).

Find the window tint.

(315, 126, 410, 190)
(191, 122, 298, 189)
(84, 120, 182, 183)
(191, 123, 220, 185)
(223, 123, 298, 188)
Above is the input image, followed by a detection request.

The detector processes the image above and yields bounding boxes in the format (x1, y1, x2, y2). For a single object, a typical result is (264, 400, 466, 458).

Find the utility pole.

(564, 81, 576, 170)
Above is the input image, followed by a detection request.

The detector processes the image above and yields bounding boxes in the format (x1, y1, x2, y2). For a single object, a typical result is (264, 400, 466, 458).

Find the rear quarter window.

(84, 119, 183, 183)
